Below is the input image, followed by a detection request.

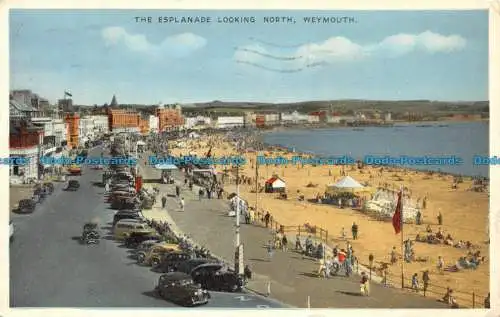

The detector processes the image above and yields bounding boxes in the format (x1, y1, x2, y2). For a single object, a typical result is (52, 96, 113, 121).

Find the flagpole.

(400, 185, 404, 289)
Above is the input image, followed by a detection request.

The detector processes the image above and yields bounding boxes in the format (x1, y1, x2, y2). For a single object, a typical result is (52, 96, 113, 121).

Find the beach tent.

(325, 176, 366, 194)
(265, 176, 286, 193)
(154, 163, 178, 170)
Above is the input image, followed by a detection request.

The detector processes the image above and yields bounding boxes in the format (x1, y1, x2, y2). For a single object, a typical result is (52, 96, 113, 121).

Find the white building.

(280, 111, 309, 124)
(326, 116, 341, 124)
(307, 115, 320, 123)
(89, 115, 109, 135)
(265, 113, 280, 125)
(79, 117, 95, 144)
(149, 115, 159, 133)
(185, 116, 212, 129)
(52, 118, 67, 148)
(216, 116, 244, 129)
(385, 112, 392, 122)
(30, 117, 59, 156)
(244, 112, 256, 127)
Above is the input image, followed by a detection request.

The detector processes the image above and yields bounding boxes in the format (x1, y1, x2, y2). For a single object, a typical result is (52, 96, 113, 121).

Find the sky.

(9, 10, 488, 105)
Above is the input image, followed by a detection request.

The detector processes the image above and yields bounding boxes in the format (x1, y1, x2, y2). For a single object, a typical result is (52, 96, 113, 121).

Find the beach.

(167, 134, 489, 305)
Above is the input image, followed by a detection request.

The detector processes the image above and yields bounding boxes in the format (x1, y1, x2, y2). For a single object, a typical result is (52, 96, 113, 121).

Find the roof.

(161, 272, 192, 281)
(10, 99, 36, 112)
(329, 176, 364, 189)
(265, 177, 285, 184)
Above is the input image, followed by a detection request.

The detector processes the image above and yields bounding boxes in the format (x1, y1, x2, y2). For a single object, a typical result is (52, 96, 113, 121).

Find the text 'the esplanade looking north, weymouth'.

(8, 9, 490, 309)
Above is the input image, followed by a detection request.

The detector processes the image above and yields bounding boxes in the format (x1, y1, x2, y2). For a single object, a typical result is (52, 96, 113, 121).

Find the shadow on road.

(248, 258, 267, 262)
(91, 181, 104, 188)
(142, 290, 161, 300)
(299, 272, 319, 278)
(336, 290, 364, 297)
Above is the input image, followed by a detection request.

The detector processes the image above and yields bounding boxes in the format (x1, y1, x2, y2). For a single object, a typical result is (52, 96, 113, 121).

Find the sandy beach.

(168, 135, 489, 305)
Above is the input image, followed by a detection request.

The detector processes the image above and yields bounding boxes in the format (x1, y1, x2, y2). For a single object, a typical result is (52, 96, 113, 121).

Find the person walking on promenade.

(104, 182, 110, 193)
(360, 272, 370, 296)
(422, 270, 430, 294)
(266, 240, 274, 261)
(411, 273, 420, 292)
(264, 212, 270, 228)
(437, 256, 444, 274)
(437, 211, 443, 225)
(161, 196, 167, 209)
(351, 222, 359, 240)
(175, 185, 180, 198)
(179, 197, 185, 211)
(281, 234, 288, 251)
(198, 188, 203, 200)
(189, 181, 193, 191)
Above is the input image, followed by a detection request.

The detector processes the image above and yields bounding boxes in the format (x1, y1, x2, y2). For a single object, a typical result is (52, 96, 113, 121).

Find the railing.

(251, 209, 487, 308)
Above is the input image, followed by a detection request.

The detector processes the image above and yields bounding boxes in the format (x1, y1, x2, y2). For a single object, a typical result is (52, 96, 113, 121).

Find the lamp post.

(234, 154, 244, 276)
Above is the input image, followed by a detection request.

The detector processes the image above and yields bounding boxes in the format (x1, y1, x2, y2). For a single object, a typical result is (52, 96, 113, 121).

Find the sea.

(262, 121, 489, 177)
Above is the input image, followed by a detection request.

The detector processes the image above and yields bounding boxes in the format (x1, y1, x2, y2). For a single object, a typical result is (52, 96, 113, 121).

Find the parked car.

(14, 199, 36, 214)
(191, 263, 244, 292)
(64, 180, 80, 191)
(177, 258, 219, 275)
(113, 210, 144, 226)
(9, 220, 14, 242)
(137, 243, 181, 266)
(155, 272, 210, 306)
(113, 219, 154, 240)
(152, 251, 193, 273)
(124, 231, 161, 248)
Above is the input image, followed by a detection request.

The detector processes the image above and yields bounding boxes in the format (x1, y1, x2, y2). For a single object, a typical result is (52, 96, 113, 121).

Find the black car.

(191, 263, 244, 292)
(155, 272, 210, 306)
(81, 222, 100, 244)
(152, 252, 193, 273)
(65, 180, 80, 191)
(124, 231, 160, 248)
(113, 210, 143, 226)
(15, 199, 36, 214)
(177, 258, 219, 275)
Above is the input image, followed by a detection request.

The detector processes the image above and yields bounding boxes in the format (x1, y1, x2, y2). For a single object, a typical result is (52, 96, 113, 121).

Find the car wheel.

(137, 254, 145, 263)
(151, 258, 160, 267)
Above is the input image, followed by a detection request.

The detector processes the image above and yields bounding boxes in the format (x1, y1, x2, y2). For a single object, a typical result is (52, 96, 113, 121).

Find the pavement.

(9, 146, 280, 308)
(140, 160, 449, 308)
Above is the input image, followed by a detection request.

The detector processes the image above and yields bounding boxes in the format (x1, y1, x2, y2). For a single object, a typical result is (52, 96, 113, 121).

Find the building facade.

(107, 109, 140, 132)
(138, 116, 150, 135)
(149, 115, 159, 133)
(280, 111, 309, 124)
(65, 113, 80, 149)
(89, 115, 110, 135)
(215, 116, 245, 129)
(52, 118, 67, 148)
(156, 105, 184, 132)
(184, 116, 211, 129)
(79, 117, 95, 144)
(9, 120, 44, 182)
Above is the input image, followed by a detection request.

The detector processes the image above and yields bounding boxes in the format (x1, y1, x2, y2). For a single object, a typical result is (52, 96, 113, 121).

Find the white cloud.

(101, 27, 207, 56)
(234, 31, 467, 67)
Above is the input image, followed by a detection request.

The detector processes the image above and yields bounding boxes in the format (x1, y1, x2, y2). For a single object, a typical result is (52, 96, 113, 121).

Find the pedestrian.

(422, 270, 430, 294)
(179, 197, 185, 211)
(104, 182, 110, 193)
(390, 246, 397, 264)
(266, 240, 274, 261)
(161, 196, 167, 209)
(437, 212, 443, 225)
(264, 212, 270, 228)
(243, 265, 252, 282)
(175, 185, 180, 198)
(416, 209, 422, 225)
(198, 188, 203, 200)
(484, 293, 490, 308)
(184, 178, 188, 186)
(411, 273, 419, 292)
(351, 222, 358, 240)
(437, 256, 444, 274)
(189, 181, 193, 191)
(340, 227, 346, 240)
(281, 234, 288, 251)
(360, 272, 369, 296)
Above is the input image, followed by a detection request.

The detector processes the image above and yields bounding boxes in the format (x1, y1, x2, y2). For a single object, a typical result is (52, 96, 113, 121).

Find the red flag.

(392, 190, 402, 234)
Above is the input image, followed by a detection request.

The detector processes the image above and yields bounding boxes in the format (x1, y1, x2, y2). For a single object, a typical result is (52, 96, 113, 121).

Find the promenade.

(139, 159, 448, 308)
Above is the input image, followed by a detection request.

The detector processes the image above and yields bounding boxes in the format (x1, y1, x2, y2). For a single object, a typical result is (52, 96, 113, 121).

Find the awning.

(154, 163, 178, 170)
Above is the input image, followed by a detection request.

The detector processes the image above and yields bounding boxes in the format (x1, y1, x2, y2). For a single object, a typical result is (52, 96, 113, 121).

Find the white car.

(9, 220, 14, 242)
